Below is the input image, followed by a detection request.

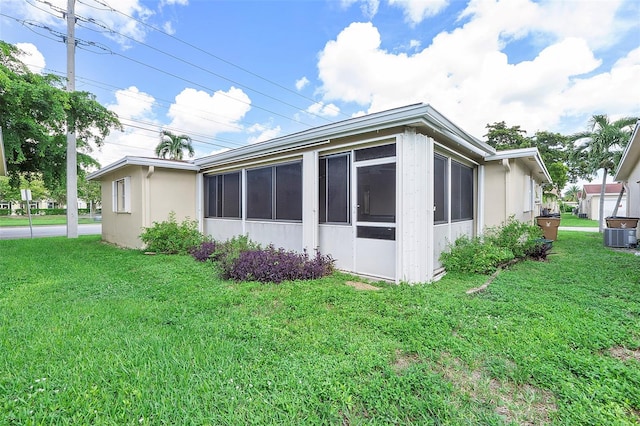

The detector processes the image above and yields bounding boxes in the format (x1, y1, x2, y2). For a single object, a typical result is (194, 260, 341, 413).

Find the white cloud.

(340, 0, 380, 19)
(388, 0, 449, 24)
(97, 86, 160, 167)
(162, 21, 176, 35)
(247, 123, 282, 144)
(317, 1, 639, 138)
(15, 43, 45, 74)
(167, 87, 252, 136)
(295, 77, 310, 91)
(306, 102, 341, 118)
(7, 0, 155, 48)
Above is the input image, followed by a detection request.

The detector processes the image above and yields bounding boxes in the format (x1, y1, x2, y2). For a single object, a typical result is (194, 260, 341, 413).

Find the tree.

(530, 131, 570, 197)
(78, 177, 102, 215)
(570, 114, 638, 232)
(485, 121, 530, 150)
(0, 41, 121, 192)
(155, 130, 194, 160)
(486, 123, 570, 199)
(564, 185, 580, 202)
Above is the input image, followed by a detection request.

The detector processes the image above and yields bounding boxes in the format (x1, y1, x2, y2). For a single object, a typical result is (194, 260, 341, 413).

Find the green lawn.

(560, 212, 599, 227)
(1, 233, 638, 424)
(0, 215, 98, 227)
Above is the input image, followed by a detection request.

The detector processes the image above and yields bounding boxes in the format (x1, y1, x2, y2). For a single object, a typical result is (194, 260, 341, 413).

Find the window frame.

(450, 160, 474, 222)
(205, 171, 242, 219)
(434, 153, 449, 224)
(112, 177, 131, 213)
(246, 161, 303, 222)
(319, 153, 351, 224)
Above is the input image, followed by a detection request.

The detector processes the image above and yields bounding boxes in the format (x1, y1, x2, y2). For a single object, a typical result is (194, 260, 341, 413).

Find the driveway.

(0, 224, 101, 240)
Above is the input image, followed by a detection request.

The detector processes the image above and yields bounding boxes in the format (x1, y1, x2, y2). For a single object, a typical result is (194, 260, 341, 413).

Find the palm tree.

(563, 184, 580, 202)
(571, 115, 637, 232)
(155, 130, 195, 160)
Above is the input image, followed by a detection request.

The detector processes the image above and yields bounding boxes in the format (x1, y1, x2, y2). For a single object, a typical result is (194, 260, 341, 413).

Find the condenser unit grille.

(604, 228, 638, 248)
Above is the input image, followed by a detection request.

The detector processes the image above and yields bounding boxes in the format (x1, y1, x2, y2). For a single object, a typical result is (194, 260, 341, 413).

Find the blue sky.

(1, 0, 639, 168)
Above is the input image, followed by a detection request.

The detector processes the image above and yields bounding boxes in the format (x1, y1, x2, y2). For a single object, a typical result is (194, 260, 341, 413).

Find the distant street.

(0, 224, 101, 240)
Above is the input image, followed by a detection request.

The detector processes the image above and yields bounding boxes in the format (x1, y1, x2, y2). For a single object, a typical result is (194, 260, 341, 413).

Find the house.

(578, 183, 627, 221)
(87, 157, 199, 248)
(89, 104, 550, 283)
(614, 120, 640, 236)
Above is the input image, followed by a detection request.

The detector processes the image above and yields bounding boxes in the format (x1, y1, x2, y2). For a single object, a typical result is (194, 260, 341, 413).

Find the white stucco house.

(89, 104, 550, 284)
(614, 120, 640, 237)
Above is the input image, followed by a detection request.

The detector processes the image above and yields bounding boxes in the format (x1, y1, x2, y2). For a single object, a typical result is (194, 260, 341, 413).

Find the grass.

(0, 215, 98, 227)
(1, 232, 639, 424)
(559, 213, 599, 227)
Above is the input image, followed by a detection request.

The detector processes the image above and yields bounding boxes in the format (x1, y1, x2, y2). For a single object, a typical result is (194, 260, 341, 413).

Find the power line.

(77, 0, 347, 119)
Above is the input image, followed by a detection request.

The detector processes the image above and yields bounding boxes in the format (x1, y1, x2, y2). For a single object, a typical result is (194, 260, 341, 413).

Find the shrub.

(225, 245, 335, 283)
(139, 212, 204, 254)
(440, 235, 514, 274)
(526, 240, 553, 261)
(484, 216, 543, 259)
(189, 240, 217, 262)
(213, 234, 261, 274)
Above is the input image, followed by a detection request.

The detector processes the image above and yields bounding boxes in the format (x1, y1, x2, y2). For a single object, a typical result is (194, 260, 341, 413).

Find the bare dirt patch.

(391, 349, 419, 373)
(345, 281, 381, 291)
(433, 353, 557, 425)
(608, 346, 640, 362)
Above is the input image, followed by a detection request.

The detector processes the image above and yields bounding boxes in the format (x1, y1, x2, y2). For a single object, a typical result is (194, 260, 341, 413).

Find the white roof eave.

(614, 121, 640, 182)
(196, 103, 493, 169)
(87, 156, 199, 181)
(485, 147, 552, 183)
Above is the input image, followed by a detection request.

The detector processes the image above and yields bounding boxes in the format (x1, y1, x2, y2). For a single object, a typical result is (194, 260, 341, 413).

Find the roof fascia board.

(88, 156, 198, 180)
(614, 121, 640, 181)
(485, 147, 552, 183)
(196, 103, 491, 168)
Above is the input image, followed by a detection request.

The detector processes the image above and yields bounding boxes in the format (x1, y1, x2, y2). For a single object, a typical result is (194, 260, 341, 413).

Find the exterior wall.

(147, 168, 197, 225)
(483, 159, 541, 229)
(586, 194, 628, 221)
(625, 163, 640, 238)
(100, 165, 145, 249)
(100, 166, 196, 249)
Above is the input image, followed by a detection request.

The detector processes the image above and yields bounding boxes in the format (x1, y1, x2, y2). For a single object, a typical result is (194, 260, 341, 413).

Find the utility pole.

(66, 0, 78, 238)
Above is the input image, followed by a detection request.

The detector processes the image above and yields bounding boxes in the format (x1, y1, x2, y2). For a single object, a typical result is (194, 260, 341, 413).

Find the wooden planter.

(605, 217, 639, 229)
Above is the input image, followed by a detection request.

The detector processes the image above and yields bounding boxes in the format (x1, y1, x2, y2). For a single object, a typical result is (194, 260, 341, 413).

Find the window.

(357, 163, 396, 223)
(354, 143, 396, 162)
(319, 153, 350, 223)
(524, 175, 533, 212)
(246, 162, 302, 221)
(451, 160, 473, 221)
(0, 203, 10, 210)
(112, 177, 131, 213)
(434, 154, 448, 224)
(205, 172, 241, 218)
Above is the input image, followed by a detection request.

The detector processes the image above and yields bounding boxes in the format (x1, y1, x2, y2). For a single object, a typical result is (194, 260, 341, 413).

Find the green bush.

(440, 235, 514, 274)
(0, 209, 10, 216)
(139, 212, 205, 254)
(213, 234, 261, 275)
(484, 216, 543, 259)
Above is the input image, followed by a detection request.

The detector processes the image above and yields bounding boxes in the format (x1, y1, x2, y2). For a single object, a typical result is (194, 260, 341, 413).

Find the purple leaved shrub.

(189, 240, 217, 262)
(225, 245, 335, 283)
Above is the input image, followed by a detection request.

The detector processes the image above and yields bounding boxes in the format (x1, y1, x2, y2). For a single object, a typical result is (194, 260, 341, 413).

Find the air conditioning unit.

(604, 228, 637, 248)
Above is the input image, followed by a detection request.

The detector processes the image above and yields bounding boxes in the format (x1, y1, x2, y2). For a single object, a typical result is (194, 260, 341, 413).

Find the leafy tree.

(486, 123, 570, 198)
(155, 130, 194, 160)
(78, 177, 102, 215)
(570, 114, 638, 231)
(485, 121, 530, 150)
(0, 41, 121, 192)
(530, 131, 570, 197)
(0, 175, 48, 209)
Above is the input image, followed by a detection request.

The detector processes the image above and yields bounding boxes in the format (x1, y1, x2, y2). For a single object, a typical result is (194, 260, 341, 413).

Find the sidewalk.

(558, 226, 599, 233)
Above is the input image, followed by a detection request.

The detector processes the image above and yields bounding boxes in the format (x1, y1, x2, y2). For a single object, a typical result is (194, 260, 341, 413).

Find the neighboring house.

(614, 120, 640, 237)
(89, 104, 550, 284)
(88, 157, 199, 249)
(578, 183, 627, 221)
